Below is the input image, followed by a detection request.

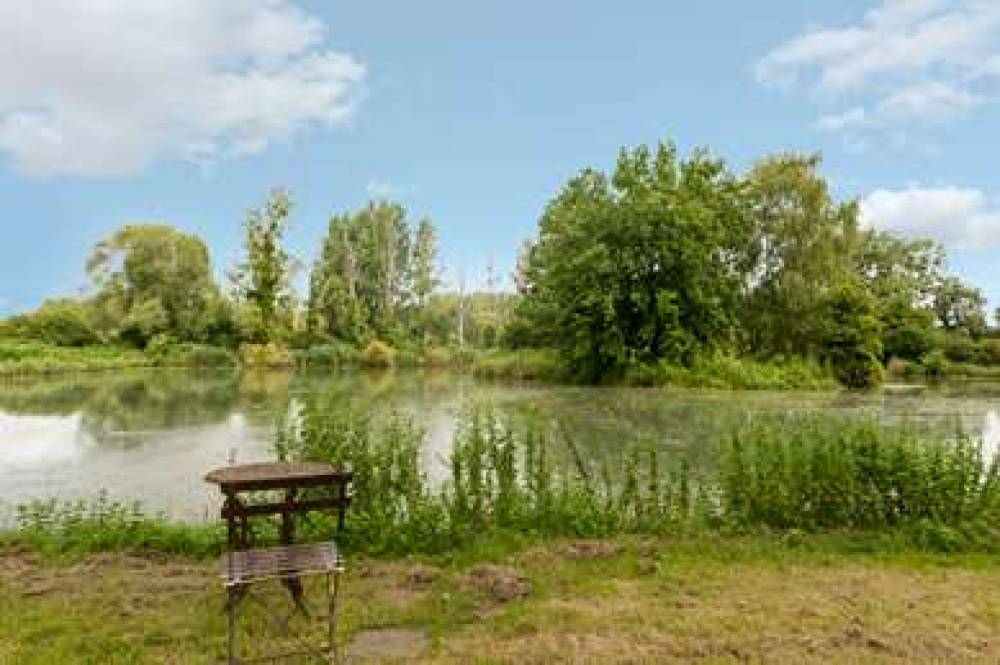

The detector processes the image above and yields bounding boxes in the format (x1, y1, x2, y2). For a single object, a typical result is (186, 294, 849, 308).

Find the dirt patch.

(561, 540, 622, 559)
(404, 563, 441, 587)
(460, 564, 531, 604)
(347, 627, 429, 661)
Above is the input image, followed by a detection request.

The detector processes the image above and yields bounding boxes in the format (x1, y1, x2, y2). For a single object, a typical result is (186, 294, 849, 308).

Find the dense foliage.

(511, 144, 991, 387)
(1, 138, 996, 387)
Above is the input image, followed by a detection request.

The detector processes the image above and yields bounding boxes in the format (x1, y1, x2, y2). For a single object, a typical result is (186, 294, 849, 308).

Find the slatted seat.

(222, 542, 342, 585)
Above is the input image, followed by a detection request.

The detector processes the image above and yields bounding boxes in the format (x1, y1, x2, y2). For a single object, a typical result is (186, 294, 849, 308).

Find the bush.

(294, 341, 357, 369)
(11, 492, 221, 556)
(359, 339, 396, 368)
(239, 342, 293, 368)
(146, 336, 235, 367)
(938, 332, 979, 364)
(2, 299, 99, 347)
(633, 354, 835, 390)
(472, 349, 563, 381)
(922, 349, 949, 378)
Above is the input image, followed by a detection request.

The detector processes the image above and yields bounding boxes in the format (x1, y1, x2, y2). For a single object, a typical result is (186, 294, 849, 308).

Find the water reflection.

(3, 370, 1000, 521)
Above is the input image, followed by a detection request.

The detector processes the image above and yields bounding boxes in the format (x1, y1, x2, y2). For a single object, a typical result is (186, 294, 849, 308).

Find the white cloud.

(815, 107, 869, 132)
(0, 2, 365, 177)
(877, 80, 980, 121)
(860, 185, 1000, 246)
(757, 1, 1000, 135)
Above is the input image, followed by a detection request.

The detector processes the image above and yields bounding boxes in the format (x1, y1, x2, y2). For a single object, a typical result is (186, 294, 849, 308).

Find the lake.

(2, 369, 1000, 522)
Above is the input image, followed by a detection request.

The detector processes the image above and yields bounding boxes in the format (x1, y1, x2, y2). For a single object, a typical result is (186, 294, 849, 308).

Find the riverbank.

(3, 534, 999, 663)
(1, 338, 842, 391)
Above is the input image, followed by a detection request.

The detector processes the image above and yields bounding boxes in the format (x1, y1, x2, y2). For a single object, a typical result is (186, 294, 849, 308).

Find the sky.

(1, 0, 999, 315)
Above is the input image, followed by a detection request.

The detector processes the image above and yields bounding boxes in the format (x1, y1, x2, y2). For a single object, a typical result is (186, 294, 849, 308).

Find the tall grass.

(8, 491, 221, 556)
(721, 416, 1000, 530)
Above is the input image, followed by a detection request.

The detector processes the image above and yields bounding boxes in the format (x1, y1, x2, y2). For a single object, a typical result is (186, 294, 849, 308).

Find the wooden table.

(205, 461, 353, 551)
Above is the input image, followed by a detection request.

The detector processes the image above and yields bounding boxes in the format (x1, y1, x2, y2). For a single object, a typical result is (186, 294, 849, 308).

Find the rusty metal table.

(205, 461, 353, 663)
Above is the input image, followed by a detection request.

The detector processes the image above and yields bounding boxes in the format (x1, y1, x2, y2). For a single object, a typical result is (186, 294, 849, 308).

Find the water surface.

(2, 369, 999, 521)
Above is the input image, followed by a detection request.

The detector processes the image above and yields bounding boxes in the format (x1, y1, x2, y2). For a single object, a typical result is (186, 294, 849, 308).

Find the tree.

(817, 279, 884, 389)
(519, 141, 753, 380)
(411, 218, 438, 308)
(741, 154, 861, 357)
(308, 201, 438, 343)
(86, 224, 219, 346)
(932, 276, 986, 338)
(232, 189, 294, 342)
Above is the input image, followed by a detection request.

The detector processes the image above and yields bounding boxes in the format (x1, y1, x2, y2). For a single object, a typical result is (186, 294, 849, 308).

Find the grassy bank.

(3, 534, 999, 663)
(0, 339, 152, 375)
(0, 339, 238, 376)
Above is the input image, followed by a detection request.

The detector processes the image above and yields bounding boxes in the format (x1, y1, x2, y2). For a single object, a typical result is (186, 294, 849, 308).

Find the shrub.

(12, 492, 222, 556)
(420, 346, 455, 368)
(239, 342, 293, 368)
(146, 336, 235, 367)
(294, 341, 357, 369)
(472, 349, 563, 381)
(359, 339, 396, 368)
(922, 349, 949, 378)
(2, 299, 99, 347)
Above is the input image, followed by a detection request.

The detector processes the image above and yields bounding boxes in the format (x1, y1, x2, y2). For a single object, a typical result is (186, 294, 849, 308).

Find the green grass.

(3, 533, 1000, 663)
(0, 338, 237, 376)
(0, 339, 152, 375)
(5, 492, 222, 558)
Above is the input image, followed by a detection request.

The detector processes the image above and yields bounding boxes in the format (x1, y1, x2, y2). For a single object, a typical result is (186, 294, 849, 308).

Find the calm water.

(2, 369, 1000, 522)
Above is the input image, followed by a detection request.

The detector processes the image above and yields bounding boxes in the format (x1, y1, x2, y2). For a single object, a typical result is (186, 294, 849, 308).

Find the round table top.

(204, 461, 348, 491)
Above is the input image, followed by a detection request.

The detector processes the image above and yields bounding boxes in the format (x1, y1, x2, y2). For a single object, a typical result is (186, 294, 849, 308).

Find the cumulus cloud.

(757, 1, 1000, 135)
(0, 2, 365, 177)
(860, 186, 1000, 246)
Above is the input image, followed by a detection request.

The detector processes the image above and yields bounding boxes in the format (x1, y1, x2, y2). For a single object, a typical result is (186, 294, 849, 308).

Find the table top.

(204, 461, 351, 492)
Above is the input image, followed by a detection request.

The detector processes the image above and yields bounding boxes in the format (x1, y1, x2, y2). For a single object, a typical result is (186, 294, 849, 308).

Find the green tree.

(817, 279, 884, 389)
(232, 189, 294, 342)
(741, 154, 861, 357)
(309, 201, 436, 343)
(932, 276, 986, 338)
(86, 224, 219, 346)
(411, 218, 438, 309)
(519, 141, 752, 380)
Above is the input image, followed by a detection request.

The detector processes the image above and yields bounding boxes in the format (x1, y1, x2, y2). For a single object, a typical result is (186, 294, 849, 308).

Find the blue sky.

(1, 1, 999, 315)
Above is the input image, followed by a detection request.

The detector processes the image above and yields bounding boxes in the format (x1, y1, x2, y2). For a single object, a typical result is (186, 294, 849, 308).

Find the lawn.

(3, 535, 999, 664)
